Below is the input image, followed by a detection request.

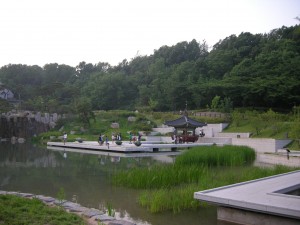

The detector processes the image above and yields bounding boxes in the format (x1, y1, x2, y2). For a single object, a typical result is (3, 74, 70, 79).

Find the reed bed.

(175, 145, 256, 167)
(113, 164, 209, 189)
(136, 165, 296, 213)
(113, 145, 298, 213)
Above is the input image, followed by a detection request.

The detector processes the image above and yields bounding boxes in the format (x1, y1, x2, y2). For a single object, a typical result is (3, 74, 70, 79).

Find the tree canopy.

(1, 25, 299, 113)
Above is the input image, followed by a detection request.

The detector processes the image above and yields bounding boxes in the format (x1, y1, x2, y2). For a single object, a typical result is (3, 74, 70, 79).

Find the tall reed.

(112, 145, 297, 213)
(175, 145, 256, 167)
(136, 165, 297, 213)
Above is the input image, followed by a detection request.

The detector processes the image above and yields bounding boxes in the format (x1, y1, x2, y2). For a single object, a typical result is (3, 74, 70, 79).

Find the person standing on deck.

(129, 132, 133, 144)
(63, 132, 67, 145)
(105, 135, 109, 149)
(98, 134, 103, 145)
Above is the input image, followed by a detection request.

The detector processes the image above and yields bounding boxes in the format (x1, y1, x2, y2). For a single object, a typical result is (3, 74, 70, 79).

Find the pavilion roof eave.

(164, 116, 206, 128)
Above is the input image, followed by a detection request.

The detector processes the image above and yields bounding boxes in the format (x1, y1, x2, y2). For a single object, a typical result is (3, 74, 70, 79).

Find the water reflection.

(0, 143, 232, 225)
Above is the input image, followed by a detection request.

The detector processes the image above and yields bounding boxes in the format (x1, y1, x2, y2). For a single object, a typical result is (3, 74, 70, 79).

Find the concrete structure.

(256, 151, 300, 167)
(194, 170, 300, 225)
(47, 141, 213, 153)
(198, 137, 292, 153)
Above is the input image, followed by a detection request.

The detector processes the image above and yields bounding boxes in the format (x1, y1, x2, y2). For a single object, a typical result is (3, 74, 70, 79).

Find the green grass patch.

(0, 194, 87, 225)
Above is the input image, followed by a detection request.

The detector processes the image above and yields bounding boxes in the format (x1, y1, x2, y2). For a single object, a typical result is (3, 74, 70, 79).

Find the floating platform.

(47, 141, 213, 153)
(194, 170, 300, 225)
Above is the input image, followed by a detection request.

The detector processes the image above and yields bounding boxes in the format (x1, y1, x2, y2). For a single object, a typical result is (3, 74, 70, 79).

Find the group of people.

(63, 131, 141, 147)
(129, 132, 142, 143)
(98, 133, 123, 148)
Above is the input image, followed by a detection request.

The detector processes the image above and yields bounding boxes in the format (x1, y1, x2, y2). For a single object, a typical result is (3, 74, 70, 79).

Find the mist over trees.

(1, 25, 299, 113)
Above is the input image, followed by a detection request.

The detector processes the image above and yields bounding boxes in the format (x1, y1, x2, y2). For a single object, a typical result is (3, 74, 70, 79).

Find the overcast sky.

(0, 0, 299, 68)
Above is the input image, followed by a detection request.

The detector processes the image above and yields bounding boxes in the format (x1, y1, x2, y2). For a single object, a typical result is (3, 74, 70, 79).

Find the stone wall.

(0, 110, 63, 139)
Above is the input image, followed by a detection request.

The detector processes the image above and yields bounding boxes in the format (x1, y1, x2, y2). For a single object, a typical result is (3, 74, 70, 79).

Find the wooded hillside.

(0, 25, 299, 113)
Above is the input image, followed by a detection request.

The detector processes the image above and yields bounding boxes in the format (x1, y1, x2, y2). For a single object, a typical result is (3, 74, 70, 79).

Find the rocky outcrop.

(0, 110, 63, 139)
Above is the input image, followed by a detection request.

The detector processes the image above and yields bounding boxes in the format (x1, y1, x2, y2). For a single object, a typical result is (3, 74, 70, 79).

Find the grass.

(175, 145, 256, 167)
(0, 194, 87, 225)
(35, 110, 157, 144)
(113, 145, 299, 213)
(136, 165, 297, 213)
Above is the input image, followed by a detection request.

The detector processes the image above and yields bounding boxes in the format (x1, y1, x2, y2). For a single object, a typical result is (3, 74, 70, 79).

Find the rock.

(49, 122, 56, 129)
(82, 208, 104, 218)
(127, 116, 136, 122)
(108, 220, 136, 225)
(19, 193, 34, 198)
(70, 130, 76, 135)
(111, 123, 120, 129)
(94, 214, 115, 222)
(35, 195, 56, 203)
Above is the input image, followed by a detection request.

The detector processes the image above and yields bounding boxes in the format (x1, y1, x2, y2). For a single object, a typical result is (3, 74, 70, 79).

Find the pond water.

(0, 143, 233, 225)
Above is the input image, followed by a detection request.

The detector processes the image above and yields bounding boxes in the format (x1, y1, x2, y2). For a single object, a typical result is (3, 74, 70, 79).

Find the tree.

(74, 97, 94, 126)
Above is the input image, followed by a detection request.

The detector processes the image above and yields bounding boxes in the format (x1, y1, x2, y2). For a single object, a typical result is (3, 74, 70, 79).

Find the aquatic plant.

(113, 145, 298, 213)
(106, 202, 115, 217)
(136, 165, 296, 213)
(56, 187, 66, 206)
(175, 145, 256, 167)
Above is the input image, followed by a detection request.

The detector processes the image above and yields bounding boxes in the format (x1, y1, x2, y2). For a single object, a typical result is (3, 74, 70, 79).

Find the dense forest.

(0, 25, 300, 113)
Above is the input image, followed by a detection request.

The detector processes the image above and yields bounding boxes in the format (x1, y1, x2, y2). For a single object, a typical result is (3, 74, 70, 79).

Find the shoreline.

(0, 190, 136, 225)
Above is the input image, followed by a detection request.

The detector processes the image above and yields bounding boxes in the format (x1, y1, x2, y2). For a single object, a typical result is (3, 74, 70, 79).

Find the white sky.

(0, 0, 299, 67)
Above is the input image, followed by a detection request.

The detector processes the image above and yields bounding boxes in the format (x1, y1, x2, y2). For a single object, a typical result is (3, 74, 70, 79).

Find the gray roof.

(164, 116, 206, 128)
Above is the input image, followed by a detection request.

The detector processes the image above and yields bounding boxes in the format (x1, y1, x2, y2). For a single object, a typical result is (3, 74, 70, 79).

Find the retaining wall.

(256, 153, 300, 167)
(232, 138, 292, 153)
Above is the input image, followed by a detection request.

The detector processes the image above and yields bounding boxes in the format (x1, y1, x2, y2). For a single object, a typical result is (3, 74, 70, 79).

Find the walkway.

(194, 170, 300, 224)
(47, 141, 213, 153)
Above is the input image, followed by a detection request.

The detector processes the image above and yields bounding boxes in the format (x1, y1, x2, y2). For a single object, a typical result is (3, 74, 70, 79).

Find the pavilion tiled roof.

(164, 115, 206, 128)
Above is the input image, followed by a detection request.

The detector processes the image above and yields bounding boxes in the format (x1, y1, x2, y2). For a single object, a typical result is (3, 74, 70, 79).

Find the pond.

(0, 143, 233, 225)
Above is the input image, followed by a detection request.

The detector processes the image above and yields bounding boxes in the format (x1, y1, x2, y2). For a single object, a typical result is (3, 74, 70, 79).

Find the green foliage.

(113, 145, 296, 213)
(1, 25, 299, 112)
(0, 99, 12, 113)
(210, 95, 221, 111)
(113, 146, 256, 189)
(175, 145, 256, 167)
(289, 119, 300, 148)
(227, 109, 294, 139)
(106, 202, 115, 217)
(56, 187, 66, 206)
(74, 97, 94, 126)
(0, 194, 86, 225)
